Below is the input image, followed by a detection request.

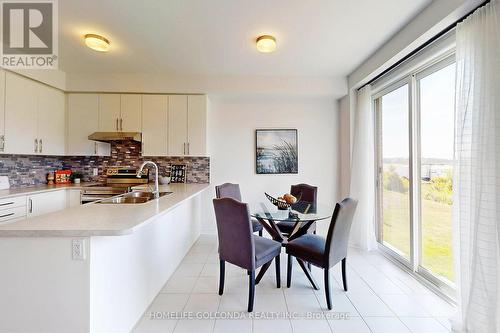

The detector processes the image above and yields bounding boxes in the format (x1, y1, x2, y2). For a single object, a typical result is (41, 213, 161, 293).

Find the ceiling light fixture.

(256, 35, 276, 53)
(84, 34, 110, 52)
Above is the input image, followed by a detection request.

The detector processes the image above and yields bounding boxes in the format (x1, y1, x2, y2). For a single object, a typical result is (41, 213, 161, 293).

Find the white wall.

(66, 73, 346, 98)
(339, 96, 351, 198)
(348, 0, 483, 89)
(204, 95, 340, 235)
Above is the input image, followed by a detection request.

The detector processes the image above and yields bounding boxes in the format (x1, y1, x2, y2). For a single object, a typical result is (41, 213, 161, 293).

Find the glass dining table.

(249, 201, 334, 244)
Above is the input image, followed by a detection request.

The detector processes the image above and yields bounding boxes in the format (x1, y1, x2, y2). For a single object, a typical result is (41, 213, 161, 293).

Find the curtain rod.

(357, 0, 490, 90)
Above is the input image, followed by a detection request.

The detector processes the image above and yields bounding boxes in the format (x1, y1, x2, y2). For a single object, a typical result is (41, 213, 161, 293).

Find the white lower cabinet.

(67, 190, 82, 207)
(27, 191, 67, 218)
(0, 195, 26, 224)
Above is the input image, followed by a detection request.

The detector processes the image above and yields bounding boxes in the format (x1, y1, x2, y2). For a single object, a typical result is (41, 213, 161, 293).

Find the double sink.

(98, 191, 172, 204)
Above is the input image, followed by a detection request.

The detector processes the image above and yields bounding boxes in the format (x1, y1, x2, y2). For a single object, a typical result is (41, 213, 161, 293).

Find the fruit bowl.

(264, 192, 301, 210)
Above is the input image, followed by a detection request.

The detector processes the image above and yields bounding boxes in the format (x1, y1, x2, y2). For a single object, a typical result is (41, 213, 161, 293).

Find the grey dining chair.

(215, 183, 264, 236)
(285, 198, 358, 310)
(213, 197, 282, 312)
(276, 183, 318, 235)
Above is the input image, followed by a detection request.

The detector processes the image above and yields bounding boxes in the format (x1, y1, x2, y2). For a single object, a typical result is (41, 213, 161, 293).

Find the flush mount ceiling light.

(84, 34, 110, 52)
(256, 35, 276, 53)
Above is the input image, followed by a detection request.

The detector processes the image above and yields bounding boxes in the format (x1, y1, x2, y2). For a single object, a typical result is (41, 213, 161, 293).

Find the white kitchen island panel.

(0, 184, 208, 333)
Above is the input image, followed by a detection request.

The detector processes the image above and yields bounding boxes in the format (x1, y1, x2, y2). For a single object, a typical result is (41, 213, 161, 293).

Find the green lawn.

(382, 188, 454, 282)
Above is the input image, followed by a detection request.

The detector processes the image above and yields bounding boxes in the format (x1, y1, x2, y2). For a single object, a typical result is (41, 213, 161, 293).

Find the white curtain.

(349, 85, 378, 251)
(453, 1, 500, 332)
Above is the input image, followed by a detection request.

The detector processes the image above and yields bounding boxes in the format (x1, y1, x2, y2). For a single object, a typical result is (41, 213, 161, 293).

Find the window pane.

(380, 84, 410, 259)
(419, 63, 455, 282)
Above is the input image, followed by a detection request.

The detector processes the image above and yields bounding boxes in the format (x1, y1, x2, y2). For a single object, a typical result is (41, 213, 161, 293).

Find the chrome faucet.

(137, 161, 160, 199)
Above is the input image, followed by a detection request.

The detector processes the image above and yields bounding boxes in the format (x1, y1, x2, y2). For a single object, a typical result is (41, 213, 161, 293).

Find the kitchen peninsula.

(0, 183, 209, 333)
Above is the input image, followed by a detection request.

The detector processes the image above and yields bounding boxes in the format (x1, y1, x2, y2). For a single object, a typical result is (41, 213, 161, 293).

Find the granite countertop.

(0, 183, 210, 237)
(0, 182, 102, 199)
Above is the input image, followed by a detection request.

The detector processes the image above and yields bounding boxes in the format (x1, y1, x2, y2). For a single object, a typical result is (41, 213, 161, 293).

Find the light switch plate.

(72, 239, 86, 260)
(92, 168, 98, 176)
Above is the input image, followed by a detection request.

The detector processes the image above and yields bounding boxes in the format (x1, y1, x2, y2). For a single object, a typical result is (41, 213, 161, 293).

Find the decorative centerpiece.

(265, 192, 299, 210)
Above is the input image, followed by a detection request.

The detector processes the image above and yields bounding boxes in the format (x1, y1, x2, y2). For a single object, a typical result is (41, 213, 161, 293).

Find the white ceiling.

(59, 0, 432, 77)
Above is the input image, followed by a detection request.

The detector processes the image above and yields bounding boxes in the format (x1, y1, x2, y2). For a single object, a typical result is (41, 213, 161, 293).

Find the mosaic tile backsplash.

(0, 141, 210, 187)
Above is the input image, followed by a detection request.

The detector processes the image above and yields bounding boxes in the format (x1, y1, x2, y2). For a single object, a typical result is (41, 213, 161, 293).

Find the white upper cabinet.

(4, 73, 65, 155)
(168, 95, 188, 156)
(168, 95, 207, 156)
(120, 94, 142, 132)
(142, 95, 168, 156)
(4, 73, 39, 154)
(98, 94, 121, 132)
(98, 94, 142, 132)
(0, 73, 206, 158)
(67, 94, 110, 156)
(37, 84, 65, 155)
(187, 95, 207, 156)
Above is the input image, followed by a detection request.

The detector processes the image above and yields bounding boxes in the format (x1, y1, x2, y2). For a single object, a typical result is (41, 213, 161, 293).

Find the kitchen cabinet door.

(142, 95, 168, 156)
(37, 84, 65, 155)
(187, 95, 207, 156)
(4, 73, 38, 154)
(27, 190, 67, 217)
(0, 69, 5, 153)
(99, 94, 121, 132)
(67, 94, 110, 156)
(120, 94, 141, 132)
(168, 95, 188, 156)
(67, 190, 82, 207)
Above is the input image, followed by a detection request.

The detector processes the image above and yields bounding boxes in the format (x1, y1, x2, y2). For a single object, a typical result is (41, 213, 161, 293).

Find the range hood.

(88, 132, 142, 142)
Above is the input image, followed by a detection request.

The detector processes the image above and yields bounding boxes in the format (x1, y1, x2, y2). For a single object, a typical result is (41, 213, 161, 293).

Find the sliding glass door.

(417, 60, 456, 284)
(378, 83, 411, 260)
(375, 55, 456, 294)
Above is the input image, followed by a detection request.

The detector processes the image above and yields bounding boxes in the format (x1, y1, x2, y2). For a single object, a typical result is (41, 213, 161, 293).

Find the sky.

(256, 130, 297, 150)
(381, 63, 455, 161)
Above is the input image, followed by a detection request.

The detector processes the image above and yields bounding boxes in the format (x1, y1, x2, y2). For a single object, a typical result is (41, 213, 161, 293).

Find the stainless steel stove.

(81, 167, 149, 204)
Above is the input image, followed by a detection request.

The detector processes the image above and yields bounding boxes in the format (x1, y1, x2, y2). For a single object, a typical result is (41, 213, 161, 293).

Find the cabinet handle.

(34, 139, 38, 153)
(39, 139, 43, 153)
(187, 142, 190, 155)
(0, 201, 14, 206)
(0, 135, 4, 152)
(120, 118, 123, 131)
(116, 118, 119, 131)
(28, 198, 33, 214)
(183, 143, 186, 155)
(0, 212, 14, 219)
(94, 142, 98, 155)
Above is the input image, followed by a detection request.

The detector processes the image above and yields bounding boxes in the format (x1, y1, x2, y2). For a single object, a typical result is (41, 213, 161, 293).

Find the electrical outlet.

(92, 168, 99, 176)
(72, 239, 85, 260)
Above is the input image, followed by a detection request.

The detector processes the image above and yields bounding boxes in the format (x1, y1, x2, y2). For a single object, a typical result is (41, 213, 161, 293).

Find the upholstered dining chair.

(215, 183, 264, 236)
(213, 197, 282, 312)
(285, 198, 358, 310)
(276, 183, 318, 235)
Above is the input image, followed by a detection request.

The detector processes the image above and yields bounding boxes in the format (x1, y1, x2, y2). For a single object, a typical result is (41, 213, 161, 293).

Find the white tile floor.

(134, 234, 455, 333)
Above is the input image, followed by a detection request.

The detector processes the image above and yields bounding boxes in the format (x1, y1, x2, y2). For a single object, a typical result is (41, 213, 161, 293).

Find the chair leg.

(297, 258, 320, 290)
(324, 268, 332, 310)
(248, 270, 255, 312)
(218, 260, 225, 295)
(259, 229, 263, 237)
(287, 254, 293, 288)
(255, 260, 272, 284)
(275, 255, 281, 288)
(341, 258, 348, 291)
